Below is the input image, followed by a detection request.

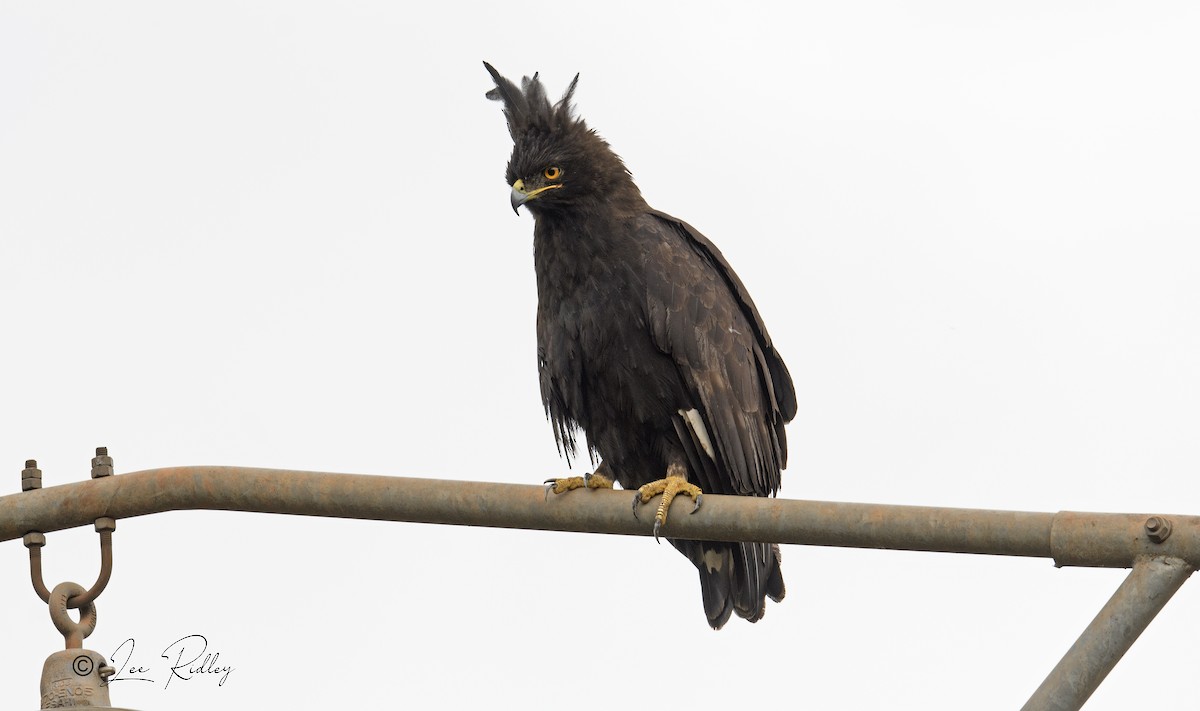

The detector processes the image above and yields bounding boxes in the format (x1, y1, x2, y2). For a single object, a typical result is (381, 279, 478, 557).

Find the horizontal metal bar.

(0, 466, 1196, 568)
(1021, 556, 1193, 711)
(1050, 511, 1200, 568)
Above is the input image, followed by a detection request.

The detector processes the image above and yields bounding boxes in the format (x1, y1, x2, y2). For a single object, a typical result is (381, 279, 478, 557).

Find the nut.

(1145, 516, 1173, 544)
(21, 460, 42, 491)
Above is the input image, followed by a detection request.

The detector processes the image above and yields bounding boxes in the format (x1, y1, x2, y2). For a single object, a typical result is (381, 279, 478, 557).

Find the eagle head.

(484, 62, 642, 217)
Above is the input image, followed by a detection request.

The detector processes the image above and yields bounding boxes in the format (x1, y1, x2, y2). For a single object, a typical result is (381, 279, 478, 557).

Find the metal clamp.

(22, 448, 117, 609)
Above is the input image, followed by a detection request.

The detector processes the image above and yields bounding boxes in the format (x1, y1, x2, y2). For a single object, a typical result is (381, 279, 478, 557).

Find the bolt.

(22, 459, 42, 491)
(91, 446, 113, 479)
(1145, 516, 1173, 544)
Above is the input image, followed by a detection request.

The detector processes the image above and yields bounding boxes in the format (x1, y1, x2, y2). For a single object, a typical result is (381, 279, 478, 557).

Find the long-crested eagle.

(484, 63, 797, 629)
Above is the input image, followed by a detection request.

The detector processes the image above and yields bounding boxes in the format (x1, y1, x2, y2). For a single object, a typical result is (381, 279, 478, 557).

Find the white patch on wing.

(702, 548, 725, 573)
(679, 408, 715, 460)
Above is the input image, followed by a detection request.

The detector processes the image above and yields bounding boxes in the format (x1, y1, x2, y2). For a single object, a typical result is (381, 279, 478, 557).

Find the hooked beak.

(510, 179, 562, 214)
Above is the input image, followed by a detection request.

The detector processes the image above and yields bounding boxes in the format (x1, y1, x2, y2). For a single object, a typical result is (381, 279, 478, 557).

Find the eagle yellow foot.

(632, 469, 703, 542)
(543, 471, 614, 499)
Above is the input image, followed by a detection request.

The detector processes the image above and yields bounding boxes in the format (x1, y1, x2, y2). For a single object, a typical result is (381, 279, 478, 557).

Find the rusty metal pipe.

(1050, 511, 1199, 568)
(0, 466, 1173, 566)
(1021, 556, 1193, 711)
(6, 465, 1197, 709)
(2, 467, 1198, 568)
(0, 467, 1057, 555)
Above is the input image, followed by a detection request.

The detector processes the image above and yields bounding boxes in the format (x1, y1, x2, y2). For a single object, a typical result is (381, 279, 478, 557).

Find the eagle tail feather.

(670, 539, 784, 630)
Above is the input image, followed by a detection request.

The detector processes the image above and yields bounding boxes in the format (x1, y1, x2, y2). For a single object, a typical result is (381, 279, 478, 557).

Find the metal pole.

(1021, 556, 1193, 711)
(2, 466, 1055, 554)
(1, 466, 1197, 569)
(6, 465, 1199, 708)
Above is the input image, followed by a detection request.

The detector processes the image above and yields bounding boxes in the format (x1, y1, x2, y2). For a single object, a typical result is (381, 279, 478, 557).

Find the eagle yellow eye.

(543, 166, 562, 180)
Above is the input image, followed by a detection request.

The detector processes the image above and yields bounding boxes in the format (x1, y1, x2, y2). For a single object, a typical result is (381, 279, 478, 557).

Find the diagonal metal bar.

(1021, 556, 1193, 711)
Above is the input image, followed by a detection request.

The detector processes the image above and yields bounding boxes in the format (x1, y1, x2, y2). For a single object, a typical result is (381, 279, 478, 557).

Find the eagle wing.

(643, 210, 796, 497)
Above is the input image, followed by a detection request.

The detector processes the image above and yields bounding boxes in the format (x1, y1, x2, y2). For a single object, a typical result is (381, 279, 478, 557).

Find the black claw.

(653, 518, 663, 543)
(631, 494, 642, 520)
(691, 494, 703, 514)
(543, 481, 556, 500)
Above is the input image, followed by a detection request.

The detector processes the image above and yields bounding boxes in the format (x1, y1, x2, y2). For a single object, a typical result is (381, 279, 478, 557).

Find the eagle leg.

(632, 462, 703, 542)
(543, 463, 615, 499)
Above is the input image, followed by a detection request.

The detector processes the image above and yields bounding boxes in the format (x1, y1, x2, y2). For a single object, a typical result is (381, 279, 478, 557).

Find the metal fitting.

(1144, 516, 1173, 544)
(49, 582, 96, 648)
(94, 517, 116, 533)
(90, 447, 113, 479)
(22, 459, 42, 491)
(23, 532, 46, 549)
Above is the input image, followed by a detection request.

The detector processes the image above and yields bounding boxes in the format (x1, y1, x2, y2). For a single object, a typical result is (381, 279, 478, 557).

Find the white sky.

(2, 2, 1199, 709)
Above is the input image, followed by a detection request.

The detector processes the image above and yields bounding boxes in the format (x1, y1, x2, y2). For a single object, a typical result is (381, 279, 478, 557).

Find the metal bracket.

(1022, 555, 1193, 710)
(21, 449, 116, 609)
(5, 461, 1199, 708)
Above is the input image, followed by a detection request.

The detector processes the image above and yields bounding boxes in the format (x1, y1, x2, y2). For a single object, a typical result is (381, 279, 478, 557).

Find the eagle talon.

(633, 473, 704, 540)
(544, 472, 615, 500)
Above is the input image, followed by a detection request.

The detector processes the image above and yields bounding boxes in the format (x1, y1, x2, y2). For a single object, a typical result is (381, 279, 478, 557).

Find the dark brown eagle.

(484, 63, 797, 629)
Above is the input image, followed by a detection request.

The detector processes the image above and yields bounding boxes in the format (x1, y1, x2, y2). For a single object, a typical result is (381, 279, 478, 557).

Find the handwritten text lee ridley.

(110, 635, 234, 688)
